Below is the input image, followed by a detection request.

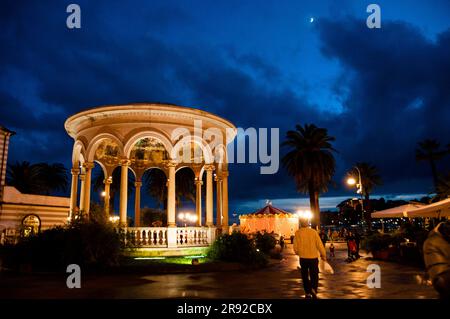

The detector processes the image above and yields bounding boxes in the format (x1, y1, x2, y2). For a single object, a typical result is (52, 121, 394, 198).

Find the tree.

(282, 124, 337, 227)
(6, 161, 68, 195)
(93, 168, 133, 215)
(436, 171, 450, 200)
(142, 168, 195, 209)
(416, 139, 446, 191)
(347, 162, 382, 231)
(36, 163, 68, 195)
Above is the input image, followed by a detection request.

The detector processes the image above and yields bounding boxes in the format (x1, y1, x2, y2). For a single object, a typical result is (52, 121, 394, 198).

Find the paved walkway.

(0, 243, 438, 299)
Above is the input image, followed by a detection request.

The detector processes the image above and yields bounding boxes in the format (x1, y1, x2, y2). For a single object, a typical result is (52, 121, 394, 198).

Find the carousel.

(239, 202, 299, 238)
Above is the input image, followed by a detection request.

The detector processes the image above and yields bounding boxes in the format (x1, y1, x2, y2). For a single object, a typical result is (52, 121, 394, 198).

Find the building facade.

(0, 126, 70, 242)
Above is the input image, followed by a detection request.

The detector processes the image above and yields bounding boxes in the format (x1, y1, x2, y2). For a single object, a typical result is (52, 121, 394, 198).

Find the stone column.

(195, 178, 203, 226)
(69, 168, 80, 220)
(166, 162, 176, 227)
(104, 176, 112, 218)
(205, 165, 214, 227)
(134, 180, 142, 227)
(79, 173, 86, 213)
(166, 162, 177, 248)
(119, 160, 130, 226)
(215, 174, 222, 227)
(83, 162, 94, 218)
(221, 171, 229, 234)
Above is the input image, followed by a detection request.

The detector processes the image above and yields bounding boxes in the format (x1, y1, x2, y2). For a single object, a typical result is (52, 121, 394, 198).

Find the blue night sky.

(1, 1, 450, 222)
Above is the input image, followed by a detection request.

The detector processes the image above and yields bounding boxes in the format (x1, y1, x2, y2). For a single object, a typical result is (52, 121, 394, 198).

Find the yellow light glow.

(347, 177, 357, 185)
(109, 216, 119, 222)
(296, 210, 313, 220)
(101, 191, 106, 197)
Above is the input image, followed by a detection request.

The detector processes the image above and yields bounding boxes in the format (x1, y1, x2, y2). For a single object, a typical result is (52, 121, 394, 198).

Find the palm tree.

(6, 161, 68, 195)
(347, 162, 382, 230)
(6, 161, 42, 194)
(436, 171, 450, 200)
(282, 124, 337, 227)
(143, 168, 195, 209)
(143, 169, 167, 209)
(93, 168, 133, 215)
(35, 163, 68, 195)
(416, 139, 446, 190)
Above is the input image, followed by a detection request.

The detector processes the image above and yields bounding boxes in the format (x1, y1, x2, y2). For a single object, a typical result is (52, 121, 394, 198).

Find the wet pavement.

(0, 243, 438, 299)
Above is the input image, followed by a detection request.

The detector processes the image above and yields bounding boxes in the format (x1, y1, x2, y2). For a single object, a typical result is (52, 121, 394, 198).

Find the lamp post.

(178, 212, 198, 227)
(347, 166, 365, 226)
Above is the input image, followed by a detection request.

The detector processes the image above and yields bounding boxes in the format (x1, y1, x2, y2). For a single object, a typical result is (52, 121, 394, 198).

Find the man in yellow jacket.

(293, 219, 327, 299)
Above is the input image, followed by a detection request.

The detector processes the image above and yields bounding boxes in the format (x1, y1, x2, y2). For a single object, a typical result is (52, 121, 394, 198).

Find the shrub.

(207, 232, 268, 266)
(254, 232, 276, 255)
(362, 233, 395, 253)
(0, 219, 121, 272)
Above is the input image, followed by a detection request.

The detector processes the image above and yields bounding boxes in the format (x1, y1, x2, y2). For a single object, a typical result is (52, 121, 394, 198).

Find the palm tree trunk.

(429, 159, 439, 191)
(308, 181, 320, 229)
(314, 191, 320, 230)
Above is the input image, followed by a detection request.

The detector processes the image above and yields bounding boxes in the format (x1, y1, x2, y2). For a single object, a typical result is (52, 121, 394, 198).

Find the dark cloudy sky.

(1, 0, 450, 218)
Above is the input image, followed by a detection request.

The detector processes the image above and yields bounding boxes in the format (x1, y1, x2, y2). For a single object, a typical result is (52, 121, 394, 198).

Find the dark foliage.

(207, 232, 267, 266)
(0, 220, 121, 272)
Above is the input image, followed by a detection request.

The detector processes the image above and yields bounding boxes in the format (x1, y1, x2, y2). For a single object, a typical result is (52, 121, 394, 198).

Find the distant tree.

(6, 161, 68, 195)
(347, 162, 382, 230)
(93, 168, 133, 215)
(36, 163, 68, 195)
(141, 207, 167, 226)
(282, 124, 337, 227)
(142, 168, 195, 209)
(416, 139, 446, 190)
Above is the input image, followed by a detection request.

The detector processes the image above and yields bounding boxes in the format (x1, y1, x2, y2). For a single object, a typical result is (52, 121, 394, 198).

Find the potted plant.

(364, 233, 393, 260)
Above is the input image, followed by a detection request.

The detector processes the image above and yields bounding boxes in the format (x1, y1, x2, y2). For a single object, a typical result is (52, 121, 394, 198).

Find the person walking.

(319, 229, 328, 247)
(293, 218, 327, 299)
(346, 230, 355, 261)
(353, 230, 361, 259)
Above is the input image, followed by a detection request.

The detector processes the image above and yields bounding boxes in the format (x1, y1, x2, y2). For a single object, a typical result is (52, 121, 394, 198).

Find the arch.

(21, 214, 41, 236)
(86, 133, 124, 162)
(175, 165, 196, 174)
(124, 130, 173, 158)
(213, 144, 228, 167)
(170, 135, 214, 165)
(93, 160, 108, 179)
(72, 140, 87, 167)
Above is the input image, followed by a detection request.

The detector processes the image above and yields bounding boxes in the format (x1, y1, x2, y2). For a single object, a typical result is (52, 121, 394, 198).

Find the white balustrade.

(124, 227, 210, 248)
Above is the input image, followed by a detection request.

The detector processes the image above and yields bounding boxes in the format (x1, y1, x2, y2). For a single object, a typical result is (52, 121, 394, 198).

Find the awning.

(405, 197, 450, 218)
(371, 203, 425, 219)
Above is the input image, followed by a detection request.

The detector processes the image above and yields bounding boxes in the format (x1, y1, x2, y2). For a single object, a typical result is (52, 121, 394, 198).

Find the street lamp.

(346, 166, 365, 225)
(296, 209, 313, 222)
(178, 212, 197, 227)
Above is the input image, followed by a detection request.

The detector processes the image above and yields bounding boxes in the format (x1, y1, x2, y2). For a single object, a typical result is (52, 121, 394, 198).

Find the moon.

(310, 17, 314, 23)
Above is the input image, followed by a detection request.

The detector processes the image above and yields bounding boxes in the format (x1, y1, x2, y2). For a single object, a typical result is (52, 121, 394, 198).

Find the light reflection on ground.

(0, 243, 438, 299)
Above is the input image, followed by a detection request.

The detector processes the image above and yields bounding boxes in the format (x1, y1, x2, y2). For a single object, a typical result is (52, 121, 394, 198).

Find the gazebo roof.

(240, 204, 294, 218)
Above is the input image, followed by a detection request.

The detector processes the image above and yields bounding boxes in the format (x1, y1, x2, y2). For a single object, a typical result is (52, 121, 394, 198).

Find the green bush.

(254, 232, 276, 254)
(207, 232, 268, 266)
(0, 219, 121, 272)
(362, 233, 395, 253)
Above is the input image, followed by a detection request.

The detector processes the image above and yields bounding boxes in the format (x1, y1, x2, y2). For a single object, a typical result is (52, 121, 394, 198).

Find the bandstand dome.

(64, 103, 237, 248)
